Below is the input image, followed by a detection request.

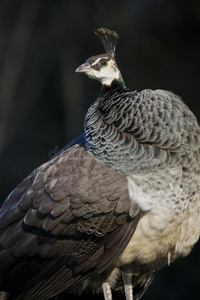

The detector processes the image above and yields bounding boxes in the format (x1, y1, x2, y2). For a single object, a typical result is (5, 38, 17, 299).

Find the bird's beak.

(75, 62, 91, 73)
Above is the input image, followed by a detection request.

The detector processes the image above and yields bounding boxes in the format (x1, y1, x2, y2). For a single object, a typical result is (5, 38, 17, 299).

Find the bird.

(0, 27, 200, 300)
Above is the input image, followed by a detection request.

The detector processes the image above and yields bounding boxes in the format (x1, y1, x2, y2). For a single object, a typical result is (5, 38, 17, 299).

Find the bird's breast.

(118, 207, 200, 267)
(118, 169, 200, 266)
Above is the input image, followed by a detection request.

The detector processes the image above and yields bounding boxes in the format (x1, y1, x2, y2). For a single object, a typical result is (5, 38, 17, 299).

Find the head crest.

(95, 28, 119, 58)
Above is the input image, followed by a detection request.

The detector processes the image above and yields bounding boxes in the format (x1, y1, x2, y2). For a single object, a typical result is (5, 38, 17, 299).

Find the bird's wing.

(0, 136, 140, 299)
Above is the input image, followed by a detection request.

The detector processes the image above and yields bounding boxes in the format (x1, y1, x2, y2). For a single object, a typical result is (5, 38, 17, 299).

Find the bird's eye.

(99, 59, 108, 66)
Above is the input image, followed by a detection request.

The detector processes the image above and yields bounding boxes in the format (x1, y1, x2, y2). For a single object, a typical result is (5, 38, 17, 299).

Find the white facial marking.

(86, 59, 120, 86)
(90, 57, 107, 66)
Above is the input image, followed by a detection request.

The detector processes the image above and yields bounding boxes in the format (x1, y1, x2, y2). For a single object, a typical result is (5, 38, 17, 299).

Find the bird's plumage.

(0, 28, 200, 300)
(0, 137, 140, 299)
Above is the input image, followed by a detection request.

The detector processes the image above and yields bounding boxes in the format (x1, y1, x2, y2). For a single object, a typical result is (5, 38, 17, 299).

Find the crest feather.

(95, 28, 119, 57)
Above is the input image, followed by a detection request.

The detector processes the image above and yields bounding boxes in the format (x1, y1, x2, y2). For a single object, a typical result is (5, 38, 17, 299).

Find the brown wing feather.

(0, 138, 141, 299)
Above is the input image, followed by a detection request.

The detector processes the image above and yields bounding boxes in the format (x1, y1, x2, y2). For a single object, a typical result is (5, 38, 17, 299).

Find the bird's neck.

(100, 75, 126, 94)
(84, 86, 141, 175)
(112, 75, 126, 88)
(84, 88, 171, 175)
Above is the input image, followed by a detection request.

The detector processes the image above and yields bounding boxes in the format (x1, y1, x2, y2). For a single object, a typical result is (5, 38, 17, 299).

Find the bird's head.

(76, 54, 121, 86)
(76, 28, 125, 88)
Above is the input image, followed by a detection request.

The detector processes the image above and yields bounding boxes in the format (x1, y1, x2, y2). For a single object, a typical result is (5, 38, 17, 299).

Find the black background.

(0, 1, 200, 299)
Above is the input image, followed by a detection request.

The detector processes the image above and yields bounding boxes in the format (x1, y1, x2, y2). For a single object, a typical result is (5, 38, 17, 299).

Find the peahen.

(0, 28, 200, 300)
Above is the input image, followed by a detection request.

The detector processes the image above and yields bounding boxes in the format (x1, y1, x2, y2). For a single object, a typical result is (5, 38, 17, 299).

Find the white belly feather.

(119, 170, 200, 266)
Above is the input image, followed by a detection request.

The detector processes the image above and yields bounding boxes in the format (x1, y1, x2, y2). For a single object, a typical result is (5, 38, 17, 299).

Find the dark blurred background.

(0, 0, 200, 299)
